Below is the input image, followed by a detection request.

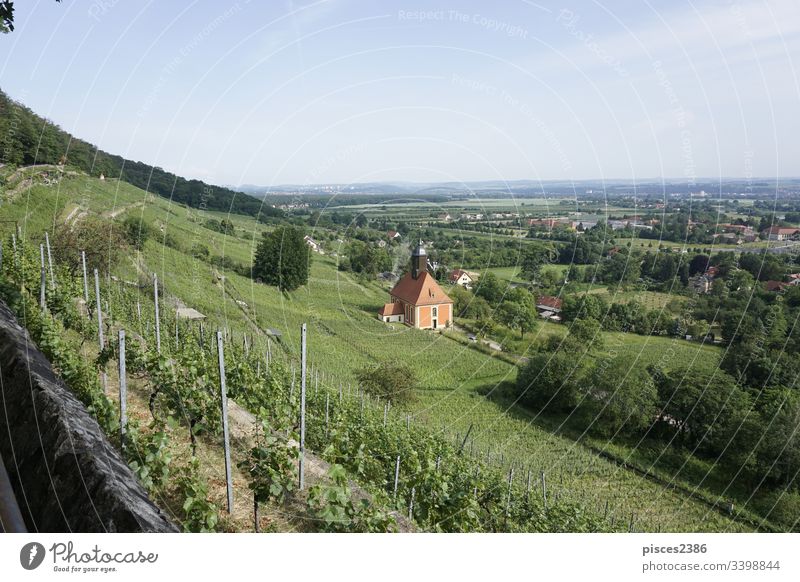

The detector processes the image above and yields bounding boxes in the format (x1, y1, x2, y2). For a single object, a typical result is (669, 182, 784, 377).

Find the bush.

(355, 361, 417, 405)
(122, 216, 153, 250)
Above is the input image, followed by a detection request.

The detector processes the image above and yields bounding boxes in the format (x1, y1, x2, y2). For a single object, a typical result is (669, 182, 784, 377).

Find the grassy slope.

(0, 169, 752, 532)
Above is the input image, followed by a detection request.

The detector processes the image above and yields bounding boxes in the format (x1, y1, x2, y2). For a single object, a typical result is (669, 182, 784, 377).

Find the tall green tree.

(252, 226, 310, 291)
(497, 287, 537, 338)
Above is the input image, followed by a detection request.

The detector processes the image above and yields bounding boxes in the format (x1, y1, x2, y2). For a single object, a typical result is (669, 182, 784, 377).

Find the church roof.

(389, 271, 452, 306)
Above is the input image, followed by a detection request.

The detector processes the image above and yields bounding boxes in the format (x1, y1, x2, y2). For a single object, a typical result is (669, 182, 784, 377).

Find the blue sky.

(1, 0, 799, 187)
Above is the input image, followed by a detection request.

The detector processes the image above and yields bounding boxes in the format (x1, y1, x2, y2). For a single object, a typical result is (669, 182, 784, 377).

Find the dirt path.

(104, 200, 144, 219)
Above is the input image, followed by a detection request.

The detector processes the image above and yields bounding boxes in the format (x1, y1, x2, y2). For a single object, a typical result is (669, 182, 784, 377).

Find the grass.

(0, 168, 760, 532)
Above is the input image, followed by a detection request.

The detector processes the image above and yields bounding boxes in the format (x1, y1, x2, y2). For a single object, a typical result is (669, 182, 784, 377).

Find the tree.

(651, 367, 752, 457)
(2, 0, 60, 33)
(497, 288, 537, 338)
(578, 356, 658, 436)
(520, 246, 551, 283)
(355, 361, 417, 405)
(567, 317, 604, 350)
(755, 389, 800, 487)
(345, 240, 391, 275)
(473, 272, 506, 305)
(689, 254, 710, 276)
(52, 216, 127, 276)
(122, 216, 153, 250)
(561, 293, 607, 322)
(252, 226, 310, 291)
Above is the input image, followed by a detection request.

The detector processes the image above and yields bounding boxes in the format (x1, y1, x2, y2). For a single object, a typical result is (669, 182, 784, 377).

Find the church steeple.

(411, 240, 427, 280)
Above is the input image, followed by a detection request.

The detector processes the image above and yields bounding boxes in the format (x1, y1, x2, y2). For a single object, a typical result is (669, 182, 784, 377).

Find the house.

(387, 230, 401, 240)
(448, 269, 474, 288)
(535, 295, 563, 321)
(787, 273, 800, 286)
(377, 243, 453, 330)
(437, 213, 452, 222)
(762, 226, 800, 241)
(765, 280, 789, 292)
(720, 224, 754, 235)
(528, 218, 561, 229)
(303, 235, 323, 254)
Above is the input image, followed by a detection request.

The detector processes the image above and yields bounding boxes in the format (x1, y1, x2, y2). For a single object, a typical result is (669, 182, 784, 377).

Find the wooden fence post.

(94, 269, 104, 348)
(216, 331, 234, 513)
(118, 330, 127, 448)
(541, 471, 547, 511)
(39, 266, 46, 309)
(81, 250, 89, 306)
(299, 323, 307, 490)
(525, 468, 532, 504)
(393, 455, 400, 501)
(325, 392, 330, 437)
(45, 231, 54, 288)
(153, 273, 161, 353)
(505, 467, 514, 516)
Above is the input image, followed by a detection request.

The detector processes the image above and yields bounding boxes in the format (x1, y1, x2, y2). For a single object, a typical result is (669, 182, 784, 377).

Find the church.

(378, 243, 453, 330)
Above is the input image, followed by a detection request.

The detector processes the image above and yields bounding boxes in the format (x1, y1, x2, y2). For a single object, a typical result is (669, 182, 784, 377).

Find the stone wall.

(0, 300, 177, 532)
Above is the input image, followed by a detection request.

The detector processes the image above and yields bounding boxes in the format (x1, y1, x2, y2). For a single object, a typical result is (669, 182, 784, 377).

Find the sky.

(1, 0, 799, 188)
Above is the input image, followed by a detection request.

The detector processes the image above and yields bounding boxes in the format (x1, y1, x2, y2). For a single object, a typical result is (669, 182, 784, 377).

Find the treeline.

(0, 89, 283, 219)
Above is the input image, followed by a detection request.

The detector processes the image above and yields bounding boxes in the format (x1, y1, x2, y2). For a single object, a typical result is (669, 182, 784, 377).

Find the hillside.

(0, 89, 282, 219)
(0, 165, 767, 532)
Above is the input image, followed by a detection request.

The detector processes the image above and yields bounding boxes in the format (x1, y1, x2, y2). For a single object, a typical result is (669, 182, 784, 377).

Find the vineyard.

(0, 231, 619, 532)
(0, 168, 762, 532)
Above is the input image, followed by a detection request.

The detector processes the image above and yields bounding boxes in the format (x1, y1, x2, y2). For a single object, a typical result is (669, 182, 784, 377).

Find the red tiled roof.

(536, 295, 563, 310)
(390, 272, 452, 306)
(378, 302, 404, 316)
(763, 226, 800, 235)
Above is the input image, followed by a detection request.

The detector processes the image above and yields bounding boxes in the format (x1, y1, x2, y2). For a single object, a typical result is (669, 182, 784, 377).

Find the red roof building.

(536, 295, 563, 311)
(378, 243, 453, 329)
(762, 226, 800, 241)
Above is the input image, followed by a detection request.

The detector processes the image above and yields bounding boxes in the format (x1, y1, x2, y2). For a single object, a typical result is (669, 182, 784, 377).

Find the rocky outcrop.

(0, 300, 177, 532)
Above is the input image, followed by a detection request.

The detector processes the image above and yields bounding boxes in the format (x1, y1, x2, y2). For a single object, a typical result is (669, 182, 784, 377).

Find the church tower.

(411, 241, 427, 280)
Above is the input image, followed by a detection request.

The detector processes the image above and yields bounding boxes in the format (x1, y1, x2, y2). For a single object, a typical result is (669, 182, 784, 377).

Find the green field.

(0, 168, 758, 531)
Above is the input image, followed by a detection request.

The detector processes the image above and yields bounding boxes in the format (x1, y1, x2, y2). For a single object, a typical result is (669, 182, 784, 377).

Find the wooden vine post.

(118, 330, 127, 449)
(45, 231, 55, 288)
(299, 323, 307, 490)
(153, 273, 161, 353)
(216, 331, 234, 513)
(81, 250, 89, 306)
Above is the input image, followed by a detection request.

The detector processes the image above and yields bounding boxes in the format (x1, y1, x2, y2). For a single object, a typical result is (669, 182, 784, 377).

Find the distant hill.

(0, 89, 282, 219)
